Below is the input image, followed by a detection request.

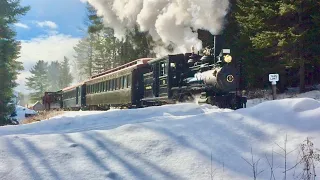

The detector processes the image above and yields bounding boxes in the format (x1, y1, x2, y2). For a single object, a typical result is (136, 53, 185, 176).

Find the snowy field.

(0, 90, 320, 180)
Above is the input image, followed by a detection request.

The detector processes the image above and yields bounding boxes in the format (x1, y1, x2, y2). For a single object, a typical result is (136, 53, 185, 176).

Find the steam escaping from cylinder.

(86, 0, 230, 56)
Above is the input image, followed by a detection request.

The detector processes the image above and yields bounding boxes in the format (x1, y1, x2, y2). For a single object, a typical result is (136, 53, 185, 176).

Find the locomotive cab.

(141, 54, 186, 105)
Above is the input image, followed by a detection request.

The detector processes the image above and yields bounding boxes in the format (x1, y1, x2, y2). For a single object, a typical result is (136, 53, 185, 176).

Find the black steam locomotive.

(42, 35, 247, 111)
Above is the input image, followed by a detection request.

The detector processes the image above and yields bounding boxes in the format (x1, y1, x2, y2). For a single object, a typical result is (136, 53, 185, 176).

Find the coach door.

(158, 61, 168, 97)
(76, 87, 79, 106)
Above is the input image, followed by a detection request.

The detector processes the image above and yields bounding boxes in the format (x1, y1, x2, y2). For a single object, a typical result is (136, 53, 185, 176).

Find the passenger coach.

(84, 58, 152, 109)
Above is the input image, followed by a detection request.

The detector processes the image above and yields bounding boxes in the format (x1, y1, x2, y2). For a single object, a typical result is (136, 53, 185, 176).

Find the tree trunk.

(298, 2, 305, 93)
(299, 57, 305, 93)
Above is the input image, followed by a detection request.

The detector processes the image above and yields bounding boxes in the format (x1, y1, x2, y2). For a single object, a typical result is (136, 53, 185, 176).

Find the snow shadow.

(0, 103, 207, 136)
(3, 138, 62, 180)
(80, 131, 183, 180)
(138, 112, 277, 178)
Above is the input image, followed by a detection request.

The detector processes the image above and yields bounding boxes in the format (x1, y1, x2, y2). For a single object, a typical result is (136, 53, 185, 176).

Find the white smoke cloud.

(86, 0, 230, 55)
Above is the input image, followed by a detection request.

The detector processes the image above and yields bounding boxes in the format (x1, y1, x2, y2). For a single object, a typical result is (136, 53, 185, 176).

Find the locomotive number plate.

(226, 75, 234, 82)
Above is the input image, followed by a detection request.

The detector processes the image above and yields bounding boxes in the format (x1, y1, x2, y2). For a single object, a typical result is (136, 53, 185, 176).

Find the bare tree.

(294, 138, 320, 180)
(265, 147, 277, 180)
(242, 147, 264, 180)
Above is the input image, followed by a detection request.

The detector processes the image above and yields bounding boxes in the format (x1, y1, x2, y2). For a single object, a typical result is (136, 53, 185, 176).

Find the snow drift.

(0, 94, 320, 180)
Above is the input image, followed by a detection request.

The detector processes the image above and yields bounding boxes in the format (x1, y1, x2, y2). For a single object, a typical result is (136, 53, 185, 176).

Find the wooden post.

(272, 81, 277, 100)
(269, 74, 279, 100)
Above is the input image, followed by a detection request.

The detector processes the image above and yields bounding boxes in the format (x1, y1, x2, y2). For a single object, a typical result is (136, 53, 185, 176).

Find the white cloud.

(14, 23, 30, 29)
(35, 21, 58, 29)
(80, 0, 87, 3)
(15, 33, 80, 93)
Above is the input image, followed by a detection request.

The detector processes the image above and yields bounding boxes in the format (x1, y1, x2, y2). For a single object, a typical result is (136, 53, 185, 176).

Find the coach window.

(96, 83, 99, 93)
(119, 77, 123, 89)
(115, 78, 118, 90)
(123, 76, 127, 88)
(111, 79, 113, 90)
(117, 78, 120, 89)
(117, 78, 119, 89)
(127, 75, 131, 88)
(160, 62, 167, 76)
(104, 80, 108, 92)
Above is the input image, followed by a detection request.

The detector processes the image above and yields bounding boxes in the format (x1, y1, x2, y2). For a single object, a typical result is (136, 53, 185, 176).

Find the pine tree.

(0, 0, 29, 125)
(235, 0, 320, 92)
(25, 60, 49, 102)
(59, 56, 73, 88)
(74, 36, 94, 80)
(47, 61, 61, 91)
(72, 2, 155, 79)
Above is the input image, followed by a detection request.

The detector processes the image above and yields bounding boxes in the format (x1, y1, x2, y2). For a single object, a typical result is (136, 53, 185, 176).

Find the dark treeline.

(0, 0, 29, 125)
(223, 0, 320, 92)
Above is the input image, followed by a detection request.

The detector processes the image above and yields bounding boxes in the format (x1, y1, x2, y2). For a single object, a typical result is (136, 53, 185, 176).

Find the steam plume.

(86, 0, 230, 55)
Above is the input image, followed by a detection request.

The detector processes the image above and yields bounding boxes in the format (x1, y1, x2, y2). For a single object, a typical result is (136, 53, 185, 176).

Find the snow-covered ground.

(247, 89, 320, 107)
(0, 91, 320, 180)
(13, 105, 37, 123)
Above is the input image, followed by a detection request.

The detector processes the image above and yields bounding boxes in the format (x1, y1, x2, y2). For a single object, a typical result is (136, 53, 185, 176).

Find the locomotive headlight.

(224, 55, 232, 63)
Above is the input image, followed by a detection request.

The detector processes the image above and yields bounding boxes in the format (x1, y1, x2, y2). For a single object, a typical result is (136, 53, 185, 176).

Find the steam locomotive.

(42, 35, 247, 111)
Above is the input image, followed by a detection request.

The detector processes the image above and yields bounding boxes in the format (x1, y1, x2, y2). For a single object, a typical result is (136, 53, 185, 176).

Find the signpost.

(269, 74, 279, 100)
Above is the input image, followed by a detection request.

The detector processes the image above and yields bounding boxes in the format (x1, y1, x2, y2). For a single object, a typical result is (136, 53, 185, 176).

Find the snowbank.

(0, 97, 320, 180)
(247, 89, 320, 108)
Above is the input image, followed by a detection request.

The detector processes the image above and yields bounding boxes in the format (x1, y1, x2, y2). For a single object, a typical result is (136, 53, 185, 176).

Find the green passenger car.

(85, 58, 152, 109)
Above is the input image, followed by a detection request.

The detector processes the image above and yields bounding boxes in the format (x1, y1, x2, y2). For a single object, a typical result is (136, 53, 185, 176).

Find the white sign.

(269, 74, 279, 82)
(222, 49, 230, 54)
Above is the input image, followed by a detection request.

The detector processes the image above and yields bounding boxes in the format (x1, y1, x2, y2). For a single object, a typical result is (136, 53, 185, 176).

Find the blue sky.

(16, 0, 87, 40)
(14, 0, 88, 93)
